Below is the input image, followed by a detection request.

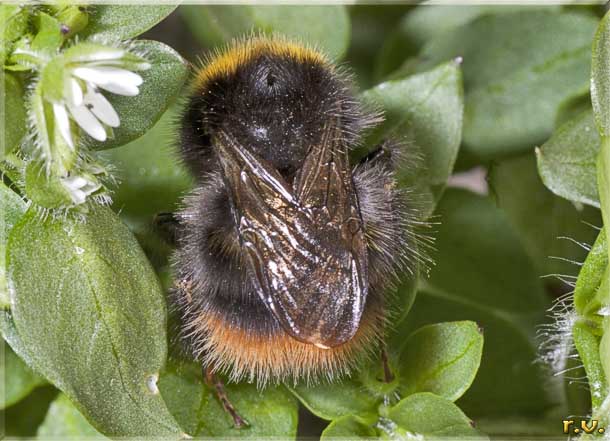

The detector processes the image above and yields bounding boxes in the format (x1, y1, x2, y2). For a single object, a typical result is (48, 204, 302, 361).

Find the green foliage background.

(1, 3, 609, 440)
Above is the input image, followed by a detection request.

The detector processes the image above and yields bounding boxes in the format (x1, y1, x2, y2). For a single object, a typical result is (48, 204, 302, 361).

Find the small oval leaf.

(399, 321, 483, 402)
(387, 392, 486, 439)
(411, 10, 597, 159)
(321, 415, 377, 440)
(159, 360, 299, 438)
(289, 378, 379, 421)
(360, 61, 464, 215)
(8, 206, 182, 437)
(536, 110, 600, 208)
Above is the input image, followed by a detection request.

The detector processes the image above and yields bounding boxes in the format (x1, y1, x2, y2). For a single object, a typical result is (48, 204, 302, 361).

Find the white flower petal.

(63, 176, 88, 190)
(82, 180, 102, 195)
(70, 48, 125, 63)
(65, 78, 83, 107)
(97, 82, 139, 97)
(72, 67, 143, 96)
(70, 188, 87, 205)
(84, 88, 120, 127)
(52, 103, 74, 149)
(67, 103, 107, 141)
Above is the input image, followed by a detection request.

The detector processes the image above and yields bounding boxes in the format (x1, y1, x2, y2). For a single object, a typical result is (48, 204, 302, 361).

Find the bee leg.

(204, 367, 249, 428)
(380, 346, 395, 383)
(357, 139, 400, 169)
(153, 212, 180, 246)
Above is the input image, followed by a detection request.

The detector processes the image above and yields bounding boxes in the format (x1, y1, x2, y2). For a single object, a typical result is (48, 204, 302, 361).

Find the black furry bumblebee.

(165, 36, 423, 418)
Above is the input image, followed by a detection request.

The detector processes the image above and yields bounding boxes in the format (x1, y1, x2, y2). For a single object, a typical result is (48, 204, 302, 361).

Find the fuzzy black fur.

(171, 43, 422, 377)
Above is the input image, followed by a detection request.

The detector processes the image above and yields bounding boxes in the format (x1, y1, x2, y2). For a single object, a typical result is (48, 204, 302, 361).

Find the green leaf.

(31, 11, 64, 53)
(412, 10, 597, 160)
(599, 330, 610, 421)
(360, 61, 463, 215)
(592, 10, 610, 137)
(80, 5, 177, 41)
(536, 110, 600, 208)
(37, 393, 105, 439)
(1, 72, 26, 159)
(0, 340, 45, 409)
(399, 321, 483, 402)
(0, 181, 26, 308)
(1, 385, 57, 438)
(7, 206, 182, 437)
(159, 360, 299, 438)
(385, 392, 486, 439)
(591, 11, 610, 423)
(101, 106, 192, 228)
(321, 415, 377, 439)
(555, 92, 592, 128)
(573, 321, 608, 410)
(29, 80, 78, 177)
(289, 378, 379, 421)
(181, 5, 350, 60)
(0, 6, 30, 64)
(376, 5, 557, 80)
(53, 5, 89, 39)
(405, 189, 551, 417)
(88, 40, 189, 150)
(574, 228, 608, 318)
(491, 151, 602, 278)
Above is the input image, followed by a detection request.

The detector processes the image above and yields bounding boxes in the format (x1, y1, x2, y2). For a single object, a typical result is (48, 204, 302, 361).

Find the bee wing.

(215, 128, 368, 348)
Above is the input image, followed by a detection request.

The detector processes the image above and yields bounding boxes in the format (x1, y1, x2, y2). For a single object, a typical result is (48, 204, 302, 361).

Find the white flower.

(52, 47, 150, 147)
(61, 174, 102, 205)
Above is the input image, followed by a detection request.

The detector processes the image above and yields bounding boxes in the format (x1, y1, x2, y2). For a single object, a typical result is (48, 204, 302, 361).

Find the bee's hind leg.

(204, 367, 249, 429)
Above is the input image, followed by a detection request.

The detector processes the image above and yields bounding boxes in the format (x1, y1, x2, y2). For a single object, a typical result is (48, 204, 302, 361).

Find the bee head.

(182, 37, 364, 178)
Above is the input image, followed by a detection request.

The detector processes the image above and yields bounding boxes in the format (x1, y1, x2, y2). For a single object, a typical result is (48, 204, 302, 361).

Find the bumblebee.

(166, 36, 423, 417)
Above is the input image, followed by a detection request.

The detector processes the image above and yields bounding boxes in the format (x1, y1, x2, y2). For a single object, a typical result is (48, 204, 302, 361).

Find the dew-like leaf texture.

(159, 360, 298, 438)
(37, 393, 105, 439)
(181, 5, 350, 60)
(289, 378, 379, 421)
(7, 205, 182, 437)
(360, 61, 463, 215)
(0, 340, 45, 409)
(320, 415, 377, 439)
(1, 73, 26, 160)
(88, 40, 188, 150)
(401, 189, 551, 417)
(387, 392, 487, 439)
(81, 5, 177, 41)
(413, 10, 596, 160)
(536, 110, 600, 208)
(399, 321, 483, 402)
